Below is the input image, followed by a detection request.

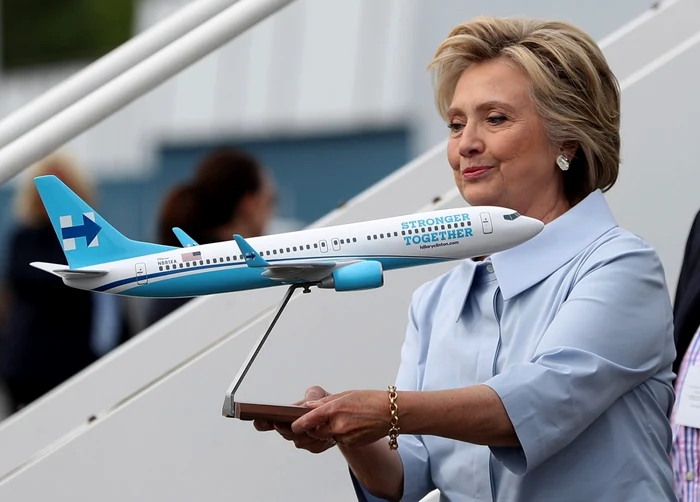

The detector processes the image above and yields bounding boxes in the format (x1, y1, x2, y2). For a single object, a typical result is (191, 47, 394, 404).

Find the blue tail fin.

(34, 175, 175, 269)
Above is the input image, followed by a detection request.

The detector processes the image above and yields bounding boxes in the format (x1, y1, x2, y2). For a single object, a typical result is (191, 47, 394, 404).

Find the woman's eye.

(447, 122, 464, 134)
(487, 115, 507, 125)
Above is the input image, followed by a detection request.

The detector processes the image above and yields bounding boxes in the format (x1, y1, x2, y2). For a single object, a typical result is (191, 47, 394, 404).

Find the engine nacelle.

(318, 261, 384, 292)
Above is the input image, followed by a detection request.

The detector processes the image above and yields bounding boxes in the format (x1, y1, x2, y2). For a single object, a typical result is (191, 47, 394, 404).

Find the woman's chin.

(460, 185, 498, 207)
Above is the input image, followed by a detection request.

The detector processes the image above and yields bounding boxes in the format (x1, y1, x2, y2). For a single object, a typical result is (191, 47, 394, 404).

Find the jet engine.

(318, 261, 384, 292)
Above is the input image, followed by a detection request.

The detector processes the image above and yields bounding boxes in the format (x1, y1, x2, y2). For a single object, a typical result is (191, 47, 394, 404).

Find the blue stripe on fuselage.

(95, 256, 448, 297)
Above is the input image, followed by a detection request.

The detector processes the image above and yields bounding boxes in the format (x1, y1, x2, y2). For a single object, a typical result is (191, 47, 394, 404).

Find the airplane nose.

(522, 215, 545, 237)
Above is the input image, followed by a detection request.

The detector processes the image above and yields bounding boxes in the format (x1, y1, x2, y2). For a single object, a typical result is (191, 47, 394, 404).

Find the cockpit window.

(503, 212, 521, 221)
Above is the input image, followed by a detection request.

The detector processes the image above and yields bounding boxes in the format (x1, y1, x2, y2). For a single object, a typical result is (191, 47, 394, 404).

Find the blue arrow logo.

(61, 214, 101, 246)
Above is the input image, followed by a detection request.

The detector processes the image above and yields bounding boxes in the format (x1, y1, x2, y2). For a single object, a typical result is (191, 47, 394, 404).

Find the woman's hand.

(290, 389, 392, 448)
(252, 386, 337, 454)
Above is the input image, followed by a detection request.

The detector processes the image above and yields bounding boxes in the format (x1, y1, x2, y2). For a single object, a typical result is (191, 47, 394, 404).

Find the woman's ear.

(561, 140, 579, 160)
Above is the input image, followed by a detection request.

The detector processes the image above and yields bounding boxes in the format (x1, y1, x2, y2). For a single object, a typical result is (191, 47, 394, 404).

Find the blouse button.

(686, 472, 695, 481)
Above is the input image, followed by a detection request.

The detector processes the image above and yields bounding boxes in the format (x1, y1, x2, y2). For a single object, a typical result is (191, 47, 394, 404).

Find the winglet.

(233, 234, 269, 268)
(233, 234, 270, 268)
(172, 227, 199, 247)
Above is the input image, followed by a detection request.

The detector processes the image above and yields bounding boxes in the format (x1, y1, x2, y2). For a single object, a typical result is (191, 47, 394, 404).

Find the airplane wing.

(31, 261, 109, 279)
(232, 234, 355, 282)
(260, 261, 340, 282)
(172, 227, 198, 247)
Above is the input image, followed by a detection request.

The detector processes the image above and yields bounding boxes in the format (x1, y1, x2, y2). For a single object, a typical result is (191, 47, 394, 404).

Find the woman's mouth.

(462, 166, 494, 179)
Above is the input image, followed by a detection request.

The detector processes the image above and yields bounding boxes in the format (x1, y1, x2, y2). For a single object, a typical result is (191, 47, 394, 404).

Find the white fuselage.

(66, 206, 541, 298)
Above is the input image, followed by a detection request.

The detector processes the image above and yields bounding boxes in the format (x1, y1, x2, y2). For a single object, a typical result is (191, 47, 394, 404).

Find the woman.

(146, 148, 275, 325)
(1, 154, 128, 411)
(254, 17, 676, 501)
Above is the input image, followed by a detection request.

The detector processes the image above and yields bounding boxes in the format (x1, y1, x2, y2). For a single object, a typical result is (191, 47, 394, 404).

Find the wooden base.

(233, 402, 310, 422)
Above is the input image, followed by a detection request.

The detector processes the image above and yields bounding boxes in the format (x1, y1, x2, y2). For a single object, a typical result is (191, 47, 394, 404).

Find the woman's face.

(446, 58, 570, 221)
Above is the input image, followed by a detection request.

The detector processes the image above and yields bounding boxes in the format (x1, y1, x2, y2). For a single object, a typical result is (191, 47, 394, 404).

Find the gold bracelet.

(387, 385, 400, 450)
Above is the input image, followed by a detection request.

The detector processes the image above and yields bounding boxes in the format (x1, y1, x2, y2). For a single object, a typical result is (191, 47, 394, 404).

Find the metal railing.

(0, 0, 296, 185)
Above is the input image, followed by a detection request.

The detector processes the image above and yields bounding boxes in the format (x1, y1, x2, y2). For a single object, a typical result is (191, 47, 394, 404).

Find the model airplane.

(30, 175, 544, 297)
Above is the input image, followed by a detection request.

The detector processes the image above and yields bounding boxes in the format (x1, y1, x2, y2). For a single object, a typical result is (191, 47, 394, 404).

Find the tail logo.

(60, 212, 102, 251)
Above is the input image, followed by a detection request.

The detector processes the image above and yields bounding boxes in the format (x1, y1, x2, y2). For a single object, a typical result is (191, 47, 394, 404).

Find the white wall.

(0, 0, 655, 179)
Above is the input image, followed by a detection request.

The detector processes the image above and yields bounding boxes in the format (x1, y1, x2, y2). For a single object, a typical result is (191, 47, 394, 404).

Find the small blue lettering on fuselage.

(400, 214, 473, 246)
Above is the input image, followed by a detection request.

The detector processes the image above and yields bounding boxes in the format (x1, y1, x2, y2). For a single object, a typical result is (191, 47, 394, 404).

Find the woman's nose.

(458, 124, 485, 156)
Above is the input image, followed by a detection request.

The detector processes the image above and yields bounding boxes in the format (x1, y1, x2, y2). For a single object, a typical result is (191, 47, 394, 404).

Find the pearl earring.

(557, 154, 570, 171)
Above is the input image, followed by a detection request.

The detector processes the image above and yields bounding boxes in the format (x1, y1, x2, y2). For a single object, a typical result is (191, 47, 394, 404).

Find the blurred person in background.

(0, 154, 130, 413)
(146, 147, 276, 326)
(673, 207, 700, 374)
(669, 207, 700, 501)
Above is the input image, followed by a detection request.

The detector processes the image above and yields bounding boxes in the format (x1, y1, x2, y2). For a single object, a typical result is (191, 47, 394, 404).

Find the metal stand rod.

(229, 285, 307, 401)
(0, 0, 296, 185)
(0, 0, 241, 149)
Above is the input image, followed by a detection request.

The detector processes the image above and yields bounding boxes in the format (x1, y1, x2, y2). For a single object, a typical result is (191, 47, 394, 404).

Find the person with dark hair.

(146, 148, 275, 325)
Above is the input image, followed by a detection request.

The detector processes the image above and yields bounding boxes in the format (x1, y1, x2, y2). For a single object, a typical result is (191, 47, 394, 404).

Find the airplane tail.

(34, 175, 175, 269)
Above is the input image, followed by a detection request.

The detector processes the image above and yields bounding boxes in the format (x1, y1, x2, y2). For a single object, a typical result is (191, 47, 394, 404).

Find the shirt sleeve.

(484, 238, 675, 474)
(351, 285, 437, 502)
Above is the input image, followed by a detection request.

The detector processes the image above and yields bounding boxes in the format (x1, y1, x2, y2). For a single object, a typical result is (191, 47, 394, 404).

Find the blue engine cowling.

(318, 261, 384, 292)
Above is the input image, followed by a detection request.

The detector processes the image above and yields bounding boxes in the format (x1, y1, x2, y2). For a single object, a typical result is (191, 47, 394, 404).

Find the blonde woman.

(0, 155, 126, 412)
(255, 17, 676, 501)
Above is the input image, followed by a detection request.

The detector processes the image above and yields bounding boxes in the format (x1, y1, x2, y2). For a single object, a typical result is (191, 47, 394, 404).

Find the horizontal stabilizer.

(31, 261, 109, 279)
(172, 227, 198, 247)
(233, 234, 269, 268)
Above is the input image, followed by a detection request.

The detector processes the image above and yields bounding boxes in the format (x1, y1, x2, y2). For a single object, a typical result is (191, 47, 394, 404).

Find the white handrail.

(0, 0, 242, 149)
(0, 0, 296, 185)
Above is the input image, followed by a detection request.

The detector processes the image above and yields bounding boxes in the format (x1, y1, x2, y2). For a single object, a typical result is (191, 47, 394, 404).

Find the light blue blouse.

(354, 189, 677, 502)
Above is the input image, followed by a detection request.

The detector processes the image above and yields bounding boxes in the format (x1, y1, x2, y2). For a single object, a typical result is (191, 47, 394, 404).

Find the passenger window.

(213, 258, 217, 263)
(367, 236, 371, 240)
(394, 232, 398, 237)
(179, 263, 183, 268)
(353, 238, 357, 242)
(226, 256, 230, 262)
(314, 243, 318, 248)
(159, 266, 163, 271)
(286, 248, 290, 253)
(306, 245, 310, 249)
(441, 225, 445, 230)
(166, 265, 170, 270)
(373, 235, 377, 239)
(340, 239, 345, 244)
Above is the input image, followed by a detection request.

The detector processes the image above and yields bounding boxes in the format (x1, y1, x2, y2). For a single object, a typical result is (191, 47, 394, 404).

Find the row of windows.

(365, 220, 470, 240)
(157, 237, 362, 271)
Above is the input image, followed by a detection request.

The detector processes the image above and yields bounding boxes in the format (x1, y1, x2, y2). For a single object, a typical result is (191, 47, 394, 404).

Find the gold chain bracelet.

(387, 385, 400, 450)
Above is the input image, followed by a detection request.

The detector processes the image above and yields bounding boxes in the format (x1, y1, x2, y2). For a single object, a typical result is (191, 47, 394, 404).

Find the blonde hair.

(429, 17, 620, 204)
(14, 153, 94, 226)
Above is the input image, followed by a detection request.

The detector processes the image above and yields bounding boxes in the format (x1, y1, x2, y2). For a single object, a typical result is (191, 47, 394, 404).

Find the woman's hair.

(156, 148, 264, 246)
(14, 153, 94, 226)
(429, 16, 620, 204)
